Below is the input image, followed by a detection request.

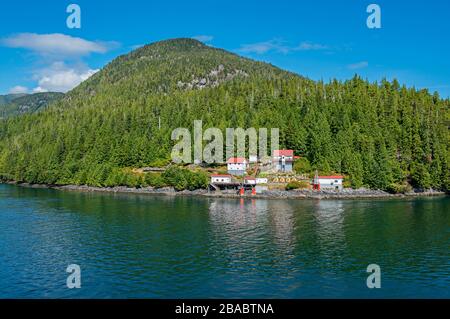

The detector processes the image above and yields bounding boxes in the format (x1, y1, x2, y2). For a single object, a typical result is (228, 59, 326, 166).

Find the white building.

(227, 157, 248, 176)
(256, 177, 269, 193)
(244, 177, 268, 193)
(317, 176, 344, 191)
(244, 177, 256, 185)
(256, 178, 268, 185)
(211, 175, 232, 184)
(272, 150, 294, 172)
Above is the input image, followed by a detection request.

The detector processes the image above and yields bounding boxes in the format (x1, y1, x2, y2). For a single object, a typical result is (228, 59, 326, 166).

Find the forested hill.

(0, 93, 28, 105)
(0, 38, 449, 192)
(0, 92, 64, 118)
(67, 38, 300, 99)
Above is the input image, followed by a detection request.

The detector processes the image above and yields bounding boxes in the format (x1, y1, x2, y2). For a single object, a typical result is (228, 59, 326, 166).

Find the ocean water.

(0, 184, 448, 298)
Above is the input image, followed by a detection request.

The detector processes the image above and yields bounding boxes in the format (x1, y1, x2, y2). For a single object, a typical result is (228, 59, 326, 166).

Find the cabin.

(211, 174, 232, 184)
(272, 150, 294, 172)
(244, 176, 256, 185)
(315, 176, 344, 191)
(227, 157, 248, 176)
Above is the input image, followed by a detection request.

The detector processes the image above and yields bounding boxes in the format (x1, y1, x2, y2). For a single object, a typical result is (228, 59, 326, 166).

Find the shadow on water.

(0, 184, 448, 298)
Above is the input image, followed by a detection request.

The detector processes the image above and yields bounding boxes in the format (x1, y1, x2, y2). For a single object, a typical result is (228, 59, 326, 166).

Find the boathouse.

(314, 175, 344, 191)
(244, 176, 256, 185)
(211, 174, 232, 184)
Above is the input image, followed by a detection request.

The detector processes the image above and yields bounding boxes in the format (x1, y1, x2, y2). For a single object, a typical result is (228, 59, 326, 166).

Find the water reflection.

(208, 199, 296, 255)
(313, 200, 345, 239)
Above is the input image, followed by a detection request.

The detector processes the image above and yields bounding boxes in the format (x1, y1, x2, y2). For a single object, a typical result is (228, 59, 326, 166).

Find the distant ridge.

(0, 92, 64, 118)
(0, 93, 28, 106)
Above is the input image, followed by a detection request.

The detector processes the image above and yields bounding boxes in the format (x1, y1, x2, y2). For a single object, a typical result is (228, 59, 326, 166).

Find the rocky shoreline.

(4, 181, 447, 200)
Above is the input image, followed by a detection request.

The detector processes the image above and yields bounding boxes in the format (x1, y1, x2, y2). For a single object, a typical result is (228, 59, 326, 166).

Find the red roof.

(227, 157, 247, 164)
(244, 176, 256, 180)
(273, 150, 294, 157)
(319, 176, 344, 179)
(211, 174, 232, 178)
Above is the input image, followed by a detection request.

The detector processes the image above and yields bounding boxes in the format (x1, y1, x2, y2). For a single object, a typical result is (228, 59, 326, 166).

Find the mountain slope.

(0, 92, 64, 118)
(0, 93, 28, 105)
(0, 38, 448, 192)
(69, 38, 298, 98)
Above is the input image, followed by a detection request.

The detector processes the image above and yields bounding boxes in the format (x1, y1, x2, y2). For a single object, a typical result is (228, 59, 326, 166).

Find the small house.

(227, 157, 248, 176)
(316, 176, 344, 191)
(211, 174, 232, 184)
(256, 178, 268, 185)
(244, 176, 256, 185)
(272, 150, 294, 172)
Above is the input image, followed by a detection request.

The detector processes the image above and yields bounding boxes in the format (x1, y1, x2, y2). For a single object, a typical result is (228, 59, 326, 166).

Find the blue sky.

(0, 0, 449, 97)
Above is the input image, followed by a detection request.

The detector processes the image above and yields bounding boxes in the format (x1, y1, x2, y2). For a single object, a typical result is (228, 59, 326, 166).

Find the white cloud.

(347, 61, 369, 70)
(9, 86, 28, 94)
(1, 33, 116, 94)
(297, 41, 328, 51)
(192, 35, 214, 43)
(1, 33, 117, 57)
(238, 39, 328, 54)
(32, 62, 99, 93)
(238, 39, 289, 54)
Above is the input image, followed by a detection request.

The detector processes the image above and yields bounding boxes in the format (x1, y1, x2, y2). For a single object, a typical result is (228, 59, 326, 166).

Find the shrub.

(144, 173, 167, 188)
(162, 166, 208, 191)
(343, 180, 352, 189)
(162, 166, 188, 191)
(147, 158, 170, 168)
(124, 173, 141, 188)
(294, 157, 311, 174)
(187, 171, 209, 190)
(387, 182, 412, 194)
(286, 181, 308, 190)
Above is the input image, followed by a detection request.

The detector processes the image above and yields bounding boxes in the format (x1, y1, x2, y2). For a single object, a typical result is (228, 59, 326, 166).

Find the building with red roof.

(244, 176, 256, 185)
(314, 175, 344, 191)
(272, 150, 294, 172)
(227, 157, 248, 176)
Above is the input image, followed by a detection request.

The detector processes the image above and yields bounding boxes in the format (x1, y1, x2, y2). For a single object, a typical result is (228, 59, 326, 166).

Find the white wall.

(227, 163, 247, 171)
(319, 178, 343, 189)
(211, 177, 231, 183)
(256, 178, 268, 184)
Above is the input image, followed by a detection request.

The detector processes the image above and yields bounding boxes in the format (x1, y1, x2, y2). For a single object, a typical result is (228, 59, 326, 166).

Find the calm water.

(0, 184, 448, 299)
